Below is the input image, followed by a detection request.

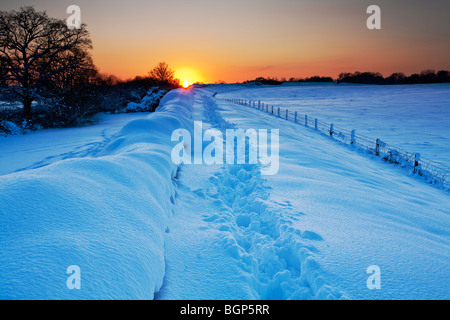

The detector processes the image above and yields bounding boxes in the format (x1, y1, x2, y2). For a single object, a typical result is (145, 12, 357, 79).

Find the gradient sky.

(2, 0, 449, 83)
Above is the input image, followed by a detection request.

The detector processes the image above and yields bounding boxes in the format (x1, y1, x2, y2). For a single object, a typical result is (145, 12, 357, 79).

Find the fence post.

(258, 101, 261, 109)
(286, 109, 288, 119)
(294, 112, 297, 123)
(330, 123, 334, 136)
(375, 138, 380, 155)
(305, 115, 308, 127)
(277, 107, 280, 117)
(271, 106, 274, 114)
(414, 153, 421, 173)
(351, 130, 356, 144)
(315, 118, 318, 130)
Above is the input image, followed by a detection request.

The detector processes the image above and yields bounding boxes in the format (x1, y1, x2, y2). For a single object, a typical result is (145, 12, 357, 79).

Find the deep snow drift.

(0, 90, 193, 299)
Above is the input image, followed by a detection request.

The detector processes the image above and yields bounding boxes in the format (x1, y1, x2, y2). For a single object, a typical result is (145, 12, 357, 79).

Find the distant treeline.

(337, 70, 450, 85)
(244, 70, 450, 85)
(244, 76, 334, 85)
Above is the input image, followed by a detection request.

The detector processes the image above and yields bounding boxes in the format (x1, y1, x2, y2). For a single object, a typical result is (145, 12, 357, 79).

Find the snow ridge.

(0, 89, 194, 299)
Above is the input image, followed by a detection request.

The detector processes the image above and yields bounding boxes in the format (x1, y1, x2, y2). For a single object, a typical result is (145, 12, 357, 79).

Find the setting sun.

(175, 67, 203, 86)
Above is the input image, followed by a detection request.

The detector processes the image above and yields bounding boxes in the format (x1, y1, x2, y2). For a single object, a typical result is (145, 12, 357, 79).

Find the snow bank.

(0, 89, 193, 299)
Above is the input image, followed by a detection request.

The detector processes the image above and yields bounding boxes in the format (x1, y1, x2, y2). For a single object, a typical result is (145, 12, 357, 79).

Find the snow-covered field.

(0, 86, 449, 300)
(218, 83, 450, 166)
(0, 113, 150, 176)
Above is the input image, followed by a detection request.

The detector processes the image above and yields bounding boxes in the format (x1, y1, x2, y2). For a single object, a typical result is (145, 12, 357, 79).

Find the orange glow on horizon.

(3, 0, 442, 84)
(174, 67, 204, 85)
(82, 1, 449, 84)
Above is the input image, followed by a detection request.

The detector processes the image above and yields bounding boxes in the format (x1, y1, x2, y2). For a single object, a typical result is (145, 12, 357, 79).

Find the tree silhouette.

(148, 62, 175, 84)
(0, 6, 93, 116)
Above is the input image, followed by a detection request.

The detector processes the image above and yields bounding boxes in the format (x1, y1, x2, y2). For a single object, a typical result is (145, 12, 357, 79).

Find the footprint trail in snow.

(198, 94, 348, 299)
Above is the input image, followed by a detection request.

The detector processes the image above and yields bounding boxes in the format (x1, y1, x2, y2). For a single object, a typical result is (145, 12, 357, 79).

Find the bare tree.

(148, 62, 175, 84)
(0, 6, 93, 116)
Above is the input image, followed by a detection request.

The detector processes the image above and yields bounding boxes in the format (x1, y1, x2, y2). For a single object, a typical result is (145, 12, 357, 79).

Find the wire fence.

(224, 98, 450, 190)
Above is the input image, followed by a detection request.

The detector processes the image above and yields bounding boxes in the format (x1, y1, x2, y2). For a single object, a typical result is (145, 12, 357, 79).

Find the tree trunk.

(23, 97, 32, 118)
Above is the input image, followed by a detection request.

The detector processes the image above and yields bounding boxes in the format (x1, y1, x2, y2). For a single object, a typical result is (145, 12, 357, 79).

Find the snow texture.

(0, 89, 192, 299)
(0, 84, 449, 300)
(218, 83, 450, 165)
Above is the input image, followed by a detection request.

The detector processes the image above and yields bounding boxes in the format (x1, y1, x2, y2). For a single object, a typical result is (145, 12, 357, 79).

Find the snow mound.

(0, 89, 193, 299)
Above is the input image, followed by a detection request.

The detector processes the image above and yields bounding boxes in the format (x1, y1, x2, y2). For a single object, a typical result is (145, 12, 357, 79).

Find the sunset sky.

(2, 0, 449, 84)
